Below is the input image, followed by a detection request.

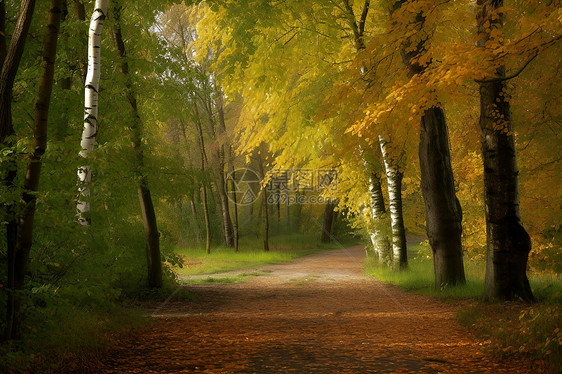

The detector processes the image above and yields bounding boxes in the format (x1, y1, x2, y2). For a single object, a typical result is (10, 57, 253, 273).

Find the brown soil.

(100, 246, 541, 373)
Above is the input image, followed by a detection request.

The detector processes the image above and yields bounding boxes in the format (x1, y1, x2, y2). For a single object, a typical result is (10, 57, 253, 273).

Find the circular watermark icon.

(225, 168, 262, 205)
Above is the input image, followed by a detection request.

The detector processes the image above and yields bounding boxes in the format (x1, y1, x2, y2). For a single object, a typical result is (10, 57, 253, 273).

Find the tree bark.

(113, 3, 162, 288)
(0, 0, 37, 342)
(477, 0, 533, 302)
(379, 137, 408, 269)
(0, 1, 6, 65)
(368, 171, 391, 263)
(394, 0, 465, 286)
(419, 108, 465, 287)
(77, 0, 109, 225)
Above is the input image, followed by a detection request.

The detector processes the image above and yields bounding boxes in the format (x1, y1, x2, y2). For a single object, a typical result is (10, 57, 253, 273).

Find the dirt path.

(101, 246, 537, 373)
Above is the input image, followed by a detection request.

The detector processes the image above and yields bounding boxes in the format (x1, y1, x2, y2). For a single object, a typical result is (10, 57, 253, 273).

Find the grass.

(365, 242, 562, 372)
(173, 232, 353, 277)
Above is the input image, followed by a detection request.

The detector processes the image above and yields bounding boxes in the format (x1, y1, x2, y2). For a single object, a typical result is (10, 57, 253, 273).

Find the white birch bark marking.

(379, 135, 405, 265)
(77, 0, 109, 225)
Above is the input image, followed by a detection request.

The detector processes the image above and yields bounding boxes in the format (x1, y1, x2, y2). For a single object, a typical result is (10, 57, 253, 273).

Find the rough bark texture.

(395, 0, 465, 285)
(113, 4, 162, 288)
(1, 0, 37, 342)
(477, 0, 533, 302)
(368, 171, 391, 263)
(77, 0, 109, 225)
(419, 108, 465, 287)
(379, 137, 408, 269)
(320, 199, 336, 243)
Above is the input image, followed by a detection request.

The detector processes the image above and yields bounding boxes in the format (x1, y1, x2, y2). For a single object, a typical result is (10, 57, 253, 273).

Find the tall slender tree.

(77, 0, 109, 225)
(1, 0, 37, 341)
(112, 3, 162, 288)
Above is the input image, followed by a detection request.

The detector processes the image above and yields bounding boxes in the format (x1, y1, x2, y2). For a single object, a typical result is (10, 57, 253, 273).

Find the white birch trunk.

(379, 135, 408, 269)
(77, 0, 109, 225)
(368, 171, 390, 264)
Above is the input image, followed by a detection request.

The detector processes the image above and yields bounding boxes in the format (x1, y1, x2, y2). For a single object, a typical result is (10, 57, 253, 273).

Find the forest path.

(101, 246, 536, 373)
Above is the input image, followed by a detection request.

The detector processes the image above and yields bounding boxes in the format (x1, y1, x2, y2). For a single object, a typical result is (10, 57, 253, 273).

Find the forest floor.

(98, 246, 545, 373)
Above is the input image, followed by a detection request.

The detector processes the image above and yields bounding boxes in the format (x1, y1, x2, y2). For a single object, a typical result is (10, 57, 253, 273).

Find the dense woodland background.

(0, 0, 561, 371)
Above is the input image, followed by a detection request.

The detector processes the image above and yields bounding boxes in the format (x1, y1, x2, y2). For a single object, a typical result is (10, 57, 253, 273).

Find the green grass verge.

(365, 243, 562, 371)
(173, 233, 354, 277)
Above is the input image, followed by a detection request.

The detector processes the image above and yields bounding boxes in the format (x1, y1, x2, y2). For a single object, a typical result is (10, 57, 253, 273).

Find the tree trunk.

(379, 137, 408, 269)
(419, 108, 465, 287)
(194, 105, 211, 254)
(1, 0, 37, 342)
(137, 183, 162, 288)
(77, 0, 109, 225)
(477, 0, 533, 302)
(394, 0, 465, 285)
(216, 168, 234, 247)
(368, 171, 391, 263)
(113, 4, 162, 288)
(228, 166, 239, 252)
(0, 1, 6, 65)
(320, 199, 336, 243)
(215, 88, 235, 247)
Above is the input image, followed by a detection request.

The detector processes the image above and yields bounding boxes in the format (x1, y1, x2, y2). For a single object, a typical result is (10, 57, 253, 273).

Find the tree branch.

(475, 51, 539, 83)
(358, 0, 370, 37)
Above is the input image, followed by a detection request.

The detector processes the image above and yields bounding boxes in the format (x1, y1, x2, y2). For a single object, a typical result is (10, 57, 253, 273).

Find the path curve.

(101, 246, 538, 373)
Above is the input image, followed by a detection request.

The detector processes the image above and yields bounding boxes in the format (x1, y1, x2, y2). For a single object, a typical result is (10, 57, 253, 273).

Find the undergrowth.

(365, 243, 562, 372)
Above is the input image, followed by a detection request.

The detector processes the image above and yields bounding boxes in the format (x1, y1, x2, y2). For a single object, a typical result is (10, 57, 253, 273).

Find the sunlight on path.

(101, 247, 539, 374)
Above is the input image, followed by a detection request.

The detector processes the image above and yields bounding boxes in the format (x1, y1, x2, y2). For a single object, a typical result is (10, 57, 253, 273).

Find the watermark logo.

(225, 168, 337, 206)
(225, 168, 262, 206)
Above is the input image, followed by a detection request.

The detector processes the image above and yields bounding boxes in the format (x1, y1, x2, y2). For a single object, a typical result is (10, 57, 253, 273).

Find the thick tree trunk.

(379, 137, 408, 269)
(0, 0, 37, 342)
(11, 0, 63, 339)
(113, 4, 162, 288)
(393, 0, 465, 285)
(77, 0, 109, 225)
(320, 199, 336, 243)
(477, 0, 533, 302)
(419, 108, 465, 287)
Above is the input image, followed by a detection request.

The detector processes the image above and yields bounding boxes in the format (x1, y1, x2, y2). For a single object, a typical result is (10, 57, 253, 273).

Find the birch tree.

(379, 136, 408, 268)
(77, 0, 109, 225)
